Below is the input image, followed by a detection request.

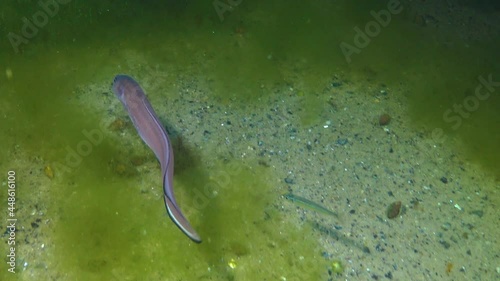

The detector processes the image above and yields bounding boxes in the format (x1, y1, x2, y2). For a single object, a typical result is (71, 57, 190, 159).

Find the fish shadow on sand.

(163, 122, 200, 175)
(312, 222, 371, 254)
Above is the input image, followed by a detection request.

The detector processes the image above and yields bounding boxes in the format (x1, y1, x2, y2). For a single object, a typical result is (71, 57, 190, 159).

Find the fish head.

(112, 75, 140, 105)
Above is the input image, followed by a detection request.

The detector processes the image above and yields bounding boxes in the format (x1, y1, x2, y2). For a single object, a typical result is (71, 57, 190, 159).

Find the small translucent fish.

(284, 193, 339, 218)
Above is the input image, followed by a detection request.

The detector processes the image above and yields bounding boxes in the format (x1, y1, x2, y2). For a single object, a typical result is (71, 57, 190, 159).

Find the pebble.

(379, 113, 391, 126)
(336, 138, 348, 146)
(386, 201, 402, 219)
(470, 210, 483, 218)
(108, 118, 127, 131)
(441, 222, 451, 231)
(331, 82, 342, 88)
(44, 165, 54, 179)
(439, 240, 451, 249)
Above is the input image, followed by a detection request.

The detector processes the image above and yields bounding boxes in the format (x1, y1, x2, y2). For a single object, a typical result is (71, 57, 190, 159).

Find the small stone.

(440, 177, 448, 183)
(439, 240, 451, 249)
(130, 156, 147, 166)
(336, 138, 348, 146)
(331, 260, 344, 274)
(331, 81, 342, 88)
(44, 165, 54, 179)
(386, 201, 402, 219)
(108, 118, 127, 131)
(228, 258, 237, 269)
(321, 251, 332, 258)
(441, 222, 451, 231)
(379, 113, 391, 126)
(470, 210, 484, 218)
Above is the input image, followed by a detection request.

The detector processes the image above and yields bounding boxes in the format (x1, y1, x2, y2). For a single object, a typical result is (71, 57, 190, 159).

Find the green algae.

(2, 25, 330, 279)
(49, 158, 328, 280)
(403, 39, 500, 179)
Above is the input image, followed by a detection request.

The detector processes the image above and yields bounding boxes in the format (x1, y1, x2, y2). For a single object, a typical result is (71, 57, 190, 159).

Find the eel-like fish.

(112, 74, 201, 243)
(284, 193, 339, 218)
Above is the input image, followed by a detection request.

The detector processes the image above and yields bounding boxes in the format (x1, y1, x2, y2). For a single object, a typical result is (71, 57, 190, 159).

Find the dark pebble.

(441, 222, 451, 231)
(379, 113, 391, 125)
(439, 240, 451, 249)
(375, 244, 385, 252)
(336, 138, 348, 145)
(349, 209, 355, 214)
(386, 201, 402, 219)
(440, 177, 448, 183)
(257, 160, 270, 167)
(470, 210, 484, 218)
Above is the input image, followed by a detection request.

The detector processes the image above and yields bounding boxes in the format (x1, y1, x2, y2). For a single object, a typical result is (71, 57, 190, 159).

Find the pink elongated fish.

(112, 74, 201, 243)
